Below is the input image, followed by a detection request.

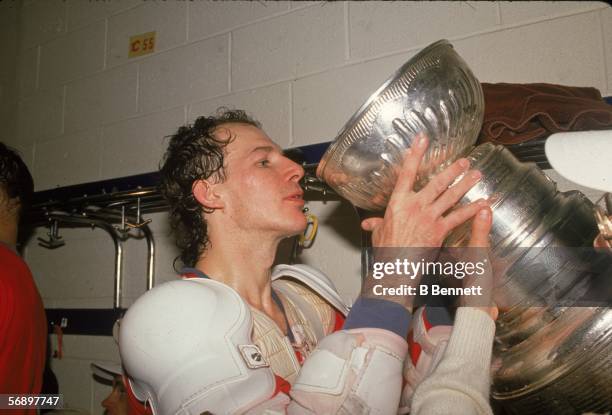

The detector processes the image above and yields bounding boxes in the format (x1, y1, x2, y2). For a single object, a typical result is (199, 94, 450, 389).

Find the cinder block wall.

(2, 1, 610, 412)
(0, 1, 19, 145)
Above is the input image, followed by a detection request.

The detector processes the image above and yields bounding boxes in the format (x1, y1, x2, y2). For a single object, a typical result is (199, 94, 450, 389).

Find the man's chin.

(288, 225, 308, 238)
(284, 218, 308, 238)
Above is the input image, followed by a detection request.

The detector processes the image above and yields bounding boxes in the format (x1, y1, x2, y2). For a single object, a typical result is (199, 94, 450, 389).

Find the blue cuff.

(423, 306, 453, 326)
(343, 297, 412, 338)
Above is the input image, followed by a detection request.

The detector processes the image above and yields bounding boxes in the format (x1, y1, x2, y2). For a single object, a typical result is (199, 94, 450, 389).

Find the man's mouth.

(284, 191, 305, 204)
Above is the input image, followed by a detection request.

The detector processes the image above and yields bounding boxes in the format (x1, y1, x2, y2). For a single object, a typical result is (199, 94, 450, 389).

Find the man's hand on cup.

(361, 135, 488, 249)
(460, 206, 498, 321)
(360, 135, 491, 311)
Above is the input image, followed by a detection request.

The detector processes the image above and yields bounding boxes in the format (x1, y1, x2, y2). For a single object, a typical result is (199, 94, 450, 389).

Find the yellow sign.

(129, 31, 156, 58)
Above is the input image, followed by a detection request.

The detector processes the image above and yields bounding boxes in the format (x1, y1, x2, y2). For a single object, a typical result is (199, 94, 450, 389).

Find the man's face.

(211, 123, 307, 238)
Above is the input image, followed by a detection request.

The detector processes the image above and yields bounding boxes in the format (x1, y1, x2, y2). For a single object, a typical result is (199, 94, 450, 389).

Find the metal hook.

(114, 206, 130, 239)
(124, 198, 153, 230)
(38, 219, 66, 249)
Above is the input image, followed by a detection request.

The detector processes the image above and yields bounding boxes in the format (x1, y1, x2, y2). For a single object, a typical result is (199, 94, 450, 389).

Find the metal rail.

(41, 211, 125, 309)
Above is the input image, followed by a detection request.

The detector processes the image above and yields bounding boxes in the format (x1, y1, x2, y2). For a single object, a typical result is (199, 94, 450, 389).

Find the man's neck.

(195, 228, 281, 311)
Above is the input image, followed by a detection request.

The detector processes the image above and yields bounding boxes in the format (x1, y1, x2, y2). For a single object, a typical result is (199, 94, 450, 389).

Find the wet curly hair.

(0, 142, 34, 218)
(159, 108, 261, 268)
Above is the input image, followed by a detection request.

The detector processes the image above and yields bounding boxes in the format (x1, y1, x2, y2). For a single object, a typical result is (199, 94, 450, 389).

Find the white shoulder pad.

(271, 264, 349, 316)
(120, 278, 276, 415)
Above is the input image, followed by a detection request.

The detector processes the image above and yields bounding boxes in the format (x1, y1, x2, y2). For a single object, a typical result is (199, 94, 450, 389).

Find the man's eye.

(257, 159, 270, 167)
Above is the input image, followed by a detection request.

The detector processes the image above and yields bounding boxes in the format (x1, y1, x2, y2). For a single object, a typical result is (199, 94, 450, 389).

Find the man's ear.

(0, 191, 20, 218)
(192, 179, 224, 210)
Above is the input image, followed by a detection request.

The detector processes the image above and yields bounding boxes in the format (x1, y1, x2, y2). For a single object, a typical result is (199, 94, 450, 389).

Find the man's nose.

(285, 157, 305, 182)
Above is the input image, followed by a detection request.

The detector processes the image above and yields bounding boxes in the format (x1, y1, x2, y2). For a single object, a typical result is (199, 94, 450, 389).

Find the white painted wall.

(3, 1, 610, 412)
(0, 0, 20, 146)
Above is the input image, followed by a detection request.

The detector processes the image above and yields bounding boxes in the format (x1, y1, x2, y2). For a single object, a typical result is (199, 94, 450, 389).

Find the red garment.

(0, 243, 47, 414)
(125, 375, 152, 415)
(408, 309, 433, 366)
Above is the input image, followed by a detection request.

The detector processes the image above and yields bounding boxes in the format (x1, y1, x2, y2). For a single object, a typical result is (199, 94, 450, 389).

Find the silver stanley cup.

(318, 40, 612, 413)
(447, 143, 612, 414)
(316, 39, 484, 211)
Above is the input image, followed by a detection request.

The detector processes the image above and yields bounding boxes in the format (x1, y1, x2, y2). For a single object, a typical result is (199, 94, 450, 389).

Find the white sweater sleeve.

(410, 307, 496, 415)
